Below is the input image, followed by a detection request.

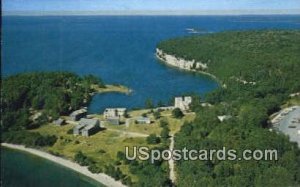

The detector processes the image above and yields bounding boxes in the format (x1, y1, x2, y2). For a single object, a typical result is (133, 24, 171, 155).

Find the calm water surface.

(3, 15, 299, 113)
(1, 147, 103, 187)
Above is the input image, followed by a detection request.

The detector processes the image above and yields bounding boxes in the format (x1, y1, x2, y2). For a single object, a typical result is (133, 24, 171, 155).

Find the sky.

(3, 0, 300, 15)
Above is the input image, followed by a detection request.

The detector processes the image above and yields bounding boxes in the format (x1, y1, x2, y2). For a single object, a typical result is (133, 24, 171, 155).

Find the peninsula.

(156, 30, 300, 186)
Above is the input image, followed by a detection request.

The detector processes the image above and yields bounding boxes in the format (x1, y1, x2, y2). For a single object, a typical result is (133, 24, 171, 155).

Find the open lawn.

(91, 109, 195, 135)
(30, 108, 195, 182)
(31, 124, 146, 182)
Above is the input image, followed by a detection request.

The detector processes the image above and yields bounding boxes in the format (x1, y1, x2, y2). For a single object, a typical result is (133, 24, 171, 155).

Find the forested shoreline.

(158, 30, 300, 186)
(1, 72, 105, 146)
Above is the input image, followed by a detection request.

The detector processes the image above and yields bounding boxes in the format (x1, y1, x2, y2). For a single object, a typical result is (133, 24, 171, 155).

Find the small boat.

(185, 28, 202, 34)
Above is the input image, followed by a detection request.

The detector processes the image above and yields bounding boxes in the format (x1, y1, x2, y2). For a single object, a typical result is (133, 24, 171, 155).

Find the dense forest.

(1, 72, 104, 145)
(158, 31, 300, 186)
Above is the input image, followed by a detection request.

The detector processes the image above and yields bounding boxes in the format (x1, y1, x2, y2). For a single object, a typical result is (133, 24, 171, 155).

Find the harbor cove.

(3, 15, 299, 113)
(2, 15, 300, 187)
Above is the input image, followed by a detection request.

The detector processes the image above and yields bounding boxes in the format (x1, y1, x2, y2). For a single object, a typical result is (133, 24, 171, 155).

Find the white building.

(136, 117, 151, 124)
(174, 96, 192, 111)
(103, 108, 127, 119)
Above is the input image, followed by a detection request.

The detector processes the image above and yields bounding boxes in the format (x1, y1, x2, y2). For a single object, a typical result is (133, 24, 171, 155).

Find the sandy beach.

(1, 143, 126, 187)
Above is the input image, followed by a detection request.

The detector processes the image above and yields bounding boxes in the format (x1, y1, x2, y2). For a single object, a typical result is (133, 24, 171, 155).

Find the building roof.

(107, 117, 120, 121)
(74, 123, 86, 130)
(83, 124, 98, 131)
(107, 117, 120, 124)
(175, 96, 192, 100)
(79, 118, 99, 126)
(104, 108, 126, 112)
(70, 108, 87, 116)
(54, 118, 64, 125)
(136, 117, 150, 121)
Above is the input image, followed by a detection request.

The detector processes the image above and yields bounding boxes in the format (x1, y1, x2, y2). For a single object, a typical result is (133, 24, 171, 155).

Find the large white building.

(103, 108, 127, 119)
(174, 96, 192, 111)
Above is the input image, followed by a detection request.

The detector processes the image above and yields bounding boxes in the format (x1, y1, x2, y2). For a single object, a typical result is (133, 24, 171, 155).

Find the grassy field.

(31, 108, 195, 182)
(31, 124, 148, 181)
(90, 109, 195, 135)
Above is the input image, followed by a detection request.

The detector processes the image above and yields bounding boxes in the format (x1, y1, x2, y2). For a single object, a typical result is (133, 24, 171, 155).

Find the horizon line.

(3, 9, 300, 16)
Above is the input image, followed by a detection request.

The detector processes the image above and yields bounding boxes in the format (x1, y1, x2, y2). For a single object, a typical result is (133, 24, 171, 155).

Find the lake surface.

(1, 147, 103, 187)
(3, 15, 300, 113)
(2, 15, 300, 187)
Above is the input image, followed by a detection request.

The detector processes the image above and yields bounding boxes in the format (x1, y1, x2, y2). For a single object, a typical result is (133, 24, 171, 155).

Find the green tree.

(145, 98, 154, 109)
(117, 151, 126, 161)
(157, 100, 164, 107)
(159, 119, 168, 128)
(255, 166, 294, 187)
(160, 127, 170, 140)
(146, 134, 161, 144)
(172, 108, 184, 118)
(153, 110, 161, 119)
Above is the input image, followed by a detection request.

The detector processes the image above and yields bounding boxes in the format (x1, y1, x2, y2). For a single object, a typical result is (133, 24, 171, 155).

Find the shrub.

(153, 111, 161, 119)
(88, 164, 102, 174)
(172, 108, 184, 118)
(146, 134, 161, 144)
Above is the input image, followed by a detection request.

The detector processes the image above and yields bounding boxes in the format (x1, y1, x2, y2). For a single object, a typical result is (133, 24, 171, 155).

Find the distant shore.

(1, 143, 126, 187)
(155, 48, 220, 82)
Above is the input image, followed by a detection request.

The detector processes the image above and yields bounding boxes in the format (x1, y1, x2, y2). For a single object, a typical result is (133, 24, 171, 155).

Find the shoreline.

(155, 49, 220, 83)
(1, 143, 126, 187)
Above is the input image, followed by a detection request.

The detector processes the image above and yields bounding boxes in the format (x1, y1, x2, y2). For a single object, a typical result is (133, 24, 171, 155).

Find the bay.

(3, 15, 299, 113)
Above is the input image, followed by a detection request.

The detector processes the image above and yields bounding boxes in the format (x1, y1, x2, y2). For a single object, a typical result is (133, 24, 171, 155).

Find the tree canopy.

(1, 72, 104, 145)
(158, 30, 300, 186)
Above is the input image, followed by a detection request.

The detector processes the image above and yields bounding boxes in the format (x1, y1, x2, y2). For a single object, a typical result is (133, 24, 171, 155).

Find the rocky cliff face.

(156, 48, 208, 71)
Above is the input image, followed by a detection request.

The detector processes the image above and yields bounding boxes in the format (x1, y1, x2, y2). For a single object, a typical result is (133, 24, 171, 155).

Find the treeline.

(158, 31, 300, 186)
(2, 72, 104, 132)
(74, 151, 132, 186)
(74, 145, 172, 186)
(176, 105, 300, 186)
(157, 30, 300, 92)
(2, 131, 57, 147)
(116, 146, 171, 187)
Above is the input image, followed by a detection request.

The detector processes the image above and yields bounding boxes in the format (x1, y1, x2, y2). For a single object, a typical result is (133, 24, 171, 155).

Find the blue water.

(1, 147, 103, 187)
(2, 16, 300, 114)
